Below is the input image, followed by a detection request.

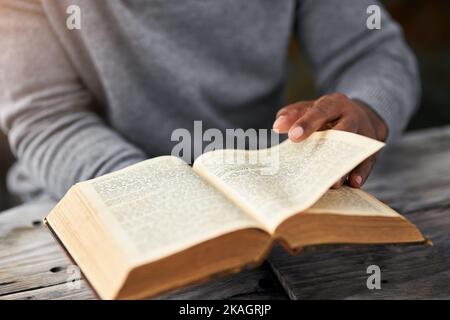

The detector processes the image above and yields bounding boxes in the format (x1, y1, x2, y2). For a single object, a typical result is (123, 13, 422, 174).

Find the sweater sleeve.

(0, 0, 146, 200)
(295, 0, 421, 142)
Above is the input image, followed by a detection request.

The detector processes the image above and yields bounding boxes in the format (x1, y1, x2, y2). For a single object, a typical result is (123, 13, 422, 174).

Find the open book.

(44, 130, 425, 299)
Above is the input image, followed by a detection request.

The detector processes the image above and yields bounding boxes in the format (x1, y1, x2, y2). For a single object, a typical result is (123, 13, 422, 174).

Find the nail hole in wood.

(50, 266, 64, 273)
(32, 220, 42, 227)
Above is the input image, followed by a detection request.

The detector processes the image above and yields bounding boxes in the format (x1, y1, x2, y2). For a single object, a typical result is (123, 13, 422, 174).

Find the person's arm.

(274, 0, 420, 188)
(0, 1, 146, 200)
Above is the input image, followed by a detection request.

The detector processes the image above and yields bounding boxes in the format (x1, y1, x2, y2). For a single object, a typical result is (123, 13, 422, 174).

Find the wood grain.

(2, 125, 450, 300)
(268, 125, 450, 299)
(366, 125, 450, 213)
(0, 200, 287, 300)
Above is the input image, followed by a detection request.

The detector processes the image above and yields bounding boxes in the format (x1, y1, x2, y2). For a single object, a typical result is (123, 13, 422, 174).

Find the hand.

(272, 93, 388, 188)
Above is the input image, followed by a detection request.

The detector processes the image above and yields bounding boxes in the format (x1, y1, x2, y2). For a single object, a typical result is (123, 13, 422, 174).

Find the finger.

(320, 120, 337, 131)
(348, 156, 376, 188)
(288, 99, 342, 142)
(276, 101, 314, 118)
(273, 111, 301, 134)
(273, 102, 312, 133)
(331, 115, 359, 133)
(332, 175, 348, 189)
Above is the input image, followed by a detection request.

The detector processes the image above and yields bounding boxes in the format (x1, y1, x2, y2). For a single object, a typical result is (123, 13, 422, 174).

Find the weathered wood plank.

(268, 125, 450, 299)
(0, 200, 93, 300)
(156, 265, 287, 300)
(1, 263, 287, 300)
(1, 281, 95, 300)
(3, 125, 450, 300)
(0, 200, 287, 300)
(366, 125, 450, 212)
(268, 205, 450, 299)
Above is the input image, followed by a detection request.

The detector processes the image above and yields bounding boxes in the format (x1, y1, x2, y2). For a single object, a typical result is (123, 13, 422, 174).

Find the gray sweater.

(0, 0, 420, 200)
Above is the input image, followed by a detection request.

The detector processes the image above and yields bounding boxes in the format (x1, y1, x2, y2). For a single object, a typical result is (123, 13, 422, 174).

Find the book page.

(305, 187, 401, 218)
(193, 130, 384, 232)
(77, 156, 260, 264)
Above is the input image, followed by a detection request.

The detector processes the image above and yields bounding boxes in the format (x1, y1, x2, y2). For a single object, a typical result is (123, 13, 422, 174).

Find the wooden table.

(1, 125, 450, 300)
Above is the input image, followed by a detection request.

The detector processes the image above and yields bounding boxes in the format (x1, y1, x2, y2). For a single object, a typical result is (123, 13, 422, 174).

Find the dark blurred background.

(287, 0, 450, 129)
(1, 0, 449, 211)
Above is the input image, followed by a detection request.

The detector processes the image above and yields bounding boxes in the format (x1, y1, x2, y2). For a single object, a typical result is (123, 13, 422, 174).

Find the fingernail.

(354, 175, 363, 186)
(289, 126, 304, 140)
(273, 116, 286, 130)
